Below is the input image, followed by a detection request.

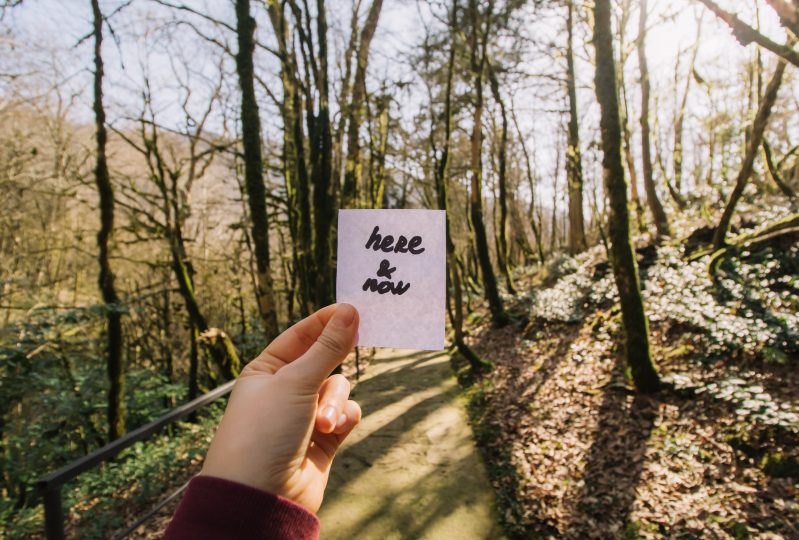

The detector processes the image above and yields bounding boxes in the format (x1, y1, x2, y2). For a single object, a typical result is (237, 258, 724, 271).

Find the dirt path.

(318, 349, 501, 540)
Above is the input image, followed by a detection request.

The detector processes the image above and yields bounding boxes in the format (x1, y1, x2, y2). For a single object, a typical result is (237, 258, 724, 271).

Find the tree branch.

(696, 0, 799, 67)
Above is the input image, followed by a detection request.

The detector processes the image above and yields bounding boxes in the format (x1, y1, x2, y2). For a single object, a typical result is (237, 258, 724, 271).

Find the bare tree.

(637, 0, 671, 238)
(714, 59, 787, 248)
(91, 0, 125, 441)
(593, 0, 660, 393)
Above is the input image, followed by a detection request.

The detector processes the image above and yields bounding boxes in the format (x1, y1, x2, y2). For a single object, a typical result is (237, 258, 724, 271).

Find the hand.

(201, 304, 361, 513)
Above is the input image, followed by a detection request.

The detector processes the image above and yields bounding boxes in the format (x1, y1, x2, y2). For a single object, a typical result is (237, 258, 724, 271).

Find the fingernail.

(337, 413, 347, 426)
(321, 406, 337, 425)
(332, 304, 356, 328)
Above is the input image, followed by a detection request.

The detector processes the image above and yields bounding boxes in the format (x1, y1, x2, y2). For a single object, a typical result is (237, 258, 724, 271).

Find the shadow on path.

(318, 349, 501, 540)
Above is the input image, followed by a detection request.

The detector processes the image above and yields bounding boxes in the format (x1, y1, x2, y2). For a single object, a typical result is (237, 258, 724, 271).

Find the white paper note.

(336, 209, 446, 350)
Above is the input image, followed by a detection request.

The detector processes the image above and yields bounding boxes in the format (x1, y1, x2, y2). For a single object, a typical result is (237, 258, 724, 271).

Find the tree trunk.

(341, 0, 384, 208)
(674, 24, 701, 193)
(188, 319, 199, 401)
(566, 0, 587, 254)
(335, 0, 362, 192)
(511, 106, 545, 263)
(433, 1, 491, 372)
(618, 0, 645, 232)
(468, 0, 508, 326)
(714, 60, 786, 249)
(266, 0, 314, 316)
(91, 0, 125, 441)
(763, 139, 797, 199)
(311, 0, 336, 308)
(235, 0, 279, 339)
(637, 0, 671, 239)
(487, 59, 516, 293)
(169, 233, 241, 381)
(593, 0, 660, 393)
(697, 0, 799, 68)
(368, 94, 390, 207)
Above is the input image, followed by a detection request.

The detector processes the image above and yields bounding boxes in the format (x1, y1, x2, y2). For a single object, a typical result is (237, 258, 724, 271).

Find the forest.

(1, 0, 798, 538)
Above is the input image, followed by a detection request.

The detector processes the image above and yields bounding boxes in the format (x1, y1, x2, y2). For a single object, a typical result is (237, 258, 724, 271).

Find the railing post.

(42, 486, 65, 540)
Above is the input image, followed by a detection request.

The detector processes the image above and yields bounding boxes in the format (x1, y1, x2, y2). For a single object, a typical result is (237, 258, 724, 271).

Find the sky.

(2, 0, 796, 211)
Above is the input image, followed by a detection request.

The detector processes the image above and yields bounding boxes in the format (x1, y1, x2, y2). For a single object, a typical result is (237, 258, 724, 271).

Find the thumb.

(285, 304, 358, 387)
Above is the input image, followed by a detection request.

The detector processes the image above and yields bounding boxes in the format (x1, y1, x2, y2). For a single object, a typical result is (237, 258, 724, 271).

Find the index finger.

(245, 304, 337, 374)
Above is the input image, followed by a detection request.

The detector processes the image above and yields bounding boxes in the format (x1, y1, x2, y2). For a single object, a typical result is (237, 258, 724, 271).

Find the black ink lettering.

(365, 226, 381, 250)
(408, 236, 425, 254)
(362, 277, 411, 295)
(363, 225, 425, 255)
(379, 235, 394, 252)
(363, 277, 379, 292)
(376, 259, 396, 279)
(394, 236, 408, 253)
(393, 281, 410, 295)
(377, 281, 392, 294)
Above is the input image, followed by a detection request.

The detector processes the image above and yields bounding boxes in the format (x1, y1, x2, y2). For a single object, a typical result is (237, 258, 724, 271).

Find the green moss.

(623, 520, 659, 540)
(664, 344, 693, 360)
(760, 452, 799, 478)
(725, 521, 750, 540)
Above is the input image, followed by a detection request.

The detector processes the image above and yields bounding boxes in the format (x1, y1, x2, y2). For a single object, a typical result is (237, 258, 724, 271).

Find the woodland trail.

(318, 349, 501, 540)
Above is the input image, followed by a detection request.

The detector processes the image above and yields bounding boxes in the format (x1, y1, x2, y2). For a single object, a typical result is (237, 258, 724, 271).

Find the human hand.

(200, 304, 361, 513)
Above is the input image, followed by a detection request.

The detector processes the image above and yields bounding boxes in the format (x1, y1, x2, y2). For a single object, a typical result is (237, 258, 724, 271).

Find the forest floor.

(458, 207, 799, 539)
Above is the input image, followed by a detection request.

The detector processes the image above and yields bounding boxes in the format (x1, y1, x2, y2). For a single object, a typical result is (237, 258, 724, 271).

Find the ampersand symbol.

(376, 259, 396, 279)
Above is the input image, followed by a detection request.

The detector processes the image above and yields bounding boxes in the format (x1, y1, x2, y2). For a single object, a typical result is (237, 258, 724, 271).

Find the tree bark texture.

(487, 59, 516, 293)
(593, 0, 660, 393)
(433, 1, 491, 372)
(566, 0, 587, 254)
(235, 0, 280, 339)
(91, 0, 125, 441)
(468, 0, 508, 326)
(342, 0, 384, 208)
(310, 0, 336, 308)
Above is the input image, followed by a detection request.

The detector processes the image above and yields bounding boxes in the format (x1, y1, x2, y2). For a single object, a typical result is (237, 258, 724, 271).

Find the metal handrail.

(35, 379, 236, 540)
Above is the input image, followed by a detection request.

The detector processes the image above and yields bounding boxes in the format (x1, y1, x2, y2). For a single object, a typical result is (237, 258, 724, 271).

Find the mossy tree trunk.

(432, 0, 492, 373)
(168, 232, 241, 382)
(593, 0, 660, 393)
(91, 0, 125, 441)
(762, 139, 797, 199)
(713, 60, 786, 249)
(367, 93, 390, 208)
(468, 0, 508, 326)
(341, 0, 384, 208)
(235, 0, 279, 340)
(310, 0, 336, 308)
(487, 58, 516, 293)
(122, 84, 242, 384)
(566, 0, 587, 254)
(266, 0, 315, 316)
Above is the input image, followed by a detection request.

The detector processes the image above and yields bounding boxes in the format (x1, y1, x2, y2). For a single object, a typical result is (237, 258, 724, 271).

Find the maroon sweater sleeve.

(164, 476, 320, 540)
